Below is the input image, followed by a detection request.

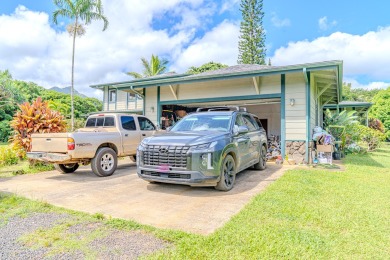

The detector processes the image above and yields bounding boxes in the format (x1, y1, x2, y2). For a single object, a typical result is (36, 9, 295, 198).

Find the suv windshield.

(171, 114, 232, 132)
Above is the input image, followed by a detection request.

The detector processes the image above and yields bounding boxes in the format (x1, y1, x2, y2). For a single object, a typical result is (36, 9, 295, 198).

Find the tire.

(91, 147, 117, 177)
(54, 163, 79, 174)
(215, 155, 236, 191)
(130, 155, 137, 162)
(253, 145, 267, 170)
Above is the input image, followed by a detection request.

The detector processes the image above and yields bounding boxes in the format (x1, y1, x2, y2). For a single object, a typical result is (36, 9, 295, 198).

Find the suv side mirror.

(234, 125, 249, 135)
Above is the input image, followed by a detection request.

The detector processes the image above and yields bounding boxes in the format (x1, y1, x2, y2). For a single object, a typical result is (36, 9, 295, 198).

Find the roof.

(323, 101, 373, 108)
(90, 60, 343, 103)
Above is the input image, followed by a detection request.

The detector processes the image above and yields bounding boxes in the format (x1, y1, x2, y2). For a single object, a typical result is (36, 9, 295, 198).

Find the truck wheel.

(215, 155, 236, 191)
(91, 147, 117, 177)
(253, 145, 267, 170)
(54, 163, 79, 174)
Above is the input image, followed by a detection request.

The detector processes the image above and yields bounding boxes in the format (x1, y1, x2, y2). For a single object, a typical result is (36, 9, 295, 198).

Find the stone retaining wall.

(286, 141, 306, 164)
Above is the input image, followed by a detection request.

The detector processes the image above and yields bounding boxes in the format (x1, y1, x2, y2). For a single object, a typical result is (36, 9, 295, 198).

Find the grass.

(1, 144, 389, 259)
(0, 143, 54, 178)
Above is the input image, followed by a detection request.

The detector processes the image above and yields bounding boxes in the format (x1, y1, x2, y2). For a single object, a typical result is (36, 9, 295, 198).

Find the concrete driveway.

(0, 160, 289, 234)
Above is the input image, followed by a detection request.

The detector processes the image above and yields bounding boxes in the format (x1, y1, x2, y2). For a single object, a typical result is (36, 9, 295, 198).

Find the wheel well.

(97, 143, 118, 155)
(227, 151, 237, 163)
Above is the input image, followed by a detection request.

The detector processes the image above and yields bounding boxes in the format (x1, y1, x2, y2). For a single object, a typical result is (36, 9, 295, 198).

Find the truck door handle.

(125, 134, 128, 137)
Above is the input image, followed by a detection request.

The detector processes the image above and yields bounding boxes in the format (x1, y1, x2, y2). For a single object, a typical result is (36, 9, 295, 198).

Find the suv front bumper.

(137, 166, 219, 187)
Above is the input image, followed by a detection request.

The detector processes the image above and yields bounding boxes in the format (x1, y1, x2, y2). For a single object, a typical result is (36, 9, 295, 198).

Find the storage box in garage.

(316, 145, 334, 152)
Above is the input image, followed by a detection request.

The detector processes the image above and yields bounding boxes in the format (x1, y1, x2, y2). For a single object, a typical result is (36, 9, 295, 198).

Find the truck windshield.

(170, 114, 232, 132)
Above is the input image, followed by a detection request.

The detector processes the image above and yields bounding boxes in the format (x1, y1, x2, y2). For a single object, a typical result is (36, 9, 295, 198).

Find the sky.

(1, 0, 390, 99)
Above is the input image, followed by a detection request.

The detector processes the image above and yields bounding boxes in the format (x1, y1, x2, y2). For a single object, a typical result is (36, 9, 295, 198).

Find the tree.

(237, 0, 266, 65)
(127, 54, 169, 78)
(370, 87, 390, 135)
(342, 83, 380, 102)
(187, 62, 228, 75)
(53, 0, 108, 131)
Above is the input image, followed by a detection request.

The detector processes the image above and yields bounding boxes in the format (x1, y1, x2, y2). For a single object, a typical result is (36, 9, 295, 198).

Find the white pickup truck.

(27, 113, 158, 177)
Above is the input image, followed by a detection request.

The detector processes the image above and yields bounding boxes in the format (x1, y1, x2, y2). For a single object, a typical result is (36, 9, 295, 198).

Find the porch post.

(281, 74, 286, 158)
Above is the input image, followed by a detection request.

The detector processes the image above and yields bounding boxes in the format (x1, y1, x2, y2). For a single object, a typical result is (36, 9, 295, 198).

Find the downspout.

(280, 74, 286, 159)
(303, 68, 310, 163)
(130, 86, 145, 98)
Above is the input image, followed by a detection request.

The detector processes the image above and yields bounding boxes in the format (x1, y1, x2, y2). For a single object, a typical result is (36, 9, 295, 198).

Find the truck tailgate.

(31, 133, 69, 153)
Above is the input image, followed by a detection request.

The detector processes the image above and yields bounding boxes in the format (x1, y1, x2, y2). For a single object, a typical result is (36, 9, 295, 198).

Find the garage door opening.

(160, 99, 281, 140)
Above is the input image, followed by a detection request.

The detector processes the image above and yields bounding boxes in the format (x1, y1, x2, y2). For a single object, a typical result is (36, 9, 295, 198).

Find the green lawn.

(1, 144, 389, 259)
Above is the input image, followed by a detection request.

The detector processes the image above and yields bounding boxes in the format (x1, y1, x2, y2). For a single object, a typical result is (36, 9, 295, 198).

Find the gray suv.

(137, 107, 267, 191)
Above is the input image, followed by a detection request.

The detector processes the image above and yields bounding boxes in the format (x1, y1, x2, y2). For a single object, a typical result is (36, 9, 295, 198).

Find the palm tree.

(127, 55, 169, 78)
(52, 0, 108, 131)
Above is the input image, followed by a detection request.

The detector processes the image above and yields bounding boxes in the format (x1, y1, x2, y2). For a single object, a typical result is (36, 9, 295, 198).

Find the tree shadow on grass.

(345, 154, 386, 168)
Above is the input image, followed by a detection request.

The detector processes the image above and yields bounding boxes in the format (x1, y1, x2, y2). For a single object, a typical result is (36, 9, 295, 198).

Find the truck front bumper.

(27, 152, 71, 163)
(137, 166, 219, 187)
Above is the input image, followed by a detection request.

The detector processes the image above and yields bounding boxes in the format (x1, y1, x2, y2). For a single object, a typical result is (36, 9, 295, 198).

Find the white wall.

(247, 103, 281, 137)
(144, 87, 158, 125)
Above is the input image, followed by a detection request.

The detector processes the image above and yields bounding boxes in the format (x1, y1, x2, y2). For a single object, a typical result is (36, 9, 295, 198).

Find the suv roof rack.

(196, 106, 247, 112)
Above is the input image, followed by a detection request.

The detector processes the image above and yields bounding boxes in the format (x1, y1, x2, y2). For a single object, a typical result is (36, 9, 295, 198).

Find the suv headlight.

(190, 141, 217, 151)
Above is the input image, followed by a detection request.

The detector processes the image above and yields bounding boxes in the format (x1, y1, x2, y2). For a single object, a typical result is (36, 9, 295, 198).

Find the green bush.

(0, 145, 19, 167)
(356, 125, 386, 151)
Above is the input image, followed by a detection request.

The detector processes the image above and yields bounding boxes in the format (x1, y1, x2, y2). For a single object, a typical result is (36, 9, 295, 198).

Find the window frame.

(109, 89, 117, 103)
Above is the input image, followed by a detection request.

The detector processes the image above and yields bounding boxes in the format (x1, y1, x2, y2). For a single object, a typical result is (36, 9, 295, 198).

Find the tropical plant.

(187, 62, 228, 75)
(53, 0, 108, 131)
(342, 83, 380, 102)
(0, 145, 19, 167)
(127, 54, 169, 78)
(368, 118, 385, 133)
(10, 97, 67, 153)
(237, 0, 266, 64)
(324, 109, 359, 133)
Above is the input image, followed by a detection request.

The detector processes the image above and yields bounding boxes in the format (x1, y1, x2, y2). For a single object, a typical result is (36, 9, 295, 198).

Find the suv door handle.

(142, 134, 146, 136)
(125, 134, 128, 137)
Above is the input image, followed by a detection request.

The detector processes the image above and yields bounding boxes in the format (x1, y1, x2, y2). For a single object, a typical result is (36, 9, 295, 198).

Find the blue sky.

(1, 0, 389, 98)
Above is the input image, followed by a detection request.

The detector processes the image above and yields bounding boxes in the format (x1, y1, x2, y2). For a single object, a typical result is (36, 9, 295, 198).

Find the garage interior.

(161, 98, 282, 159)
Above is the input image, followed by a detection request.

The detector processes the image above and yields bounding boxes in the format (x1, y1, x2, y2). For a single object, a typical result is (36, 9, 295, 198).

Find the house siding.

(285, 73, 307, 140)
(144, 87, 158, 124)
(159, 75, 281, 102)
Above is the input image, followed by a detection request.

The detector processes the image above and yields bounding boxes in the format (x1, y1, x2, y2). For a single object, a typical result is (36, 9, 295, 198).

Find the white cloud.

(0, 1, 218, 98)
(343, 78, 390, 90)
(318, 16, 337, 31)
(171, 20, 240, 72)
(271, 26, 390, 89)
(271, 12, 291, 28)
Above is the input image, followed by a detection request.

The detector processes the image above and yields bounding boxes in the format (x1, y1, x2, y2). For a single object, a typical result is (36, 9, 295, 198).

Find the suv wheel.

(54, 163, 79, 174)
(91, 147, 117, 177)
(215, 155, 236, 191)
(253, 145, 267, 170)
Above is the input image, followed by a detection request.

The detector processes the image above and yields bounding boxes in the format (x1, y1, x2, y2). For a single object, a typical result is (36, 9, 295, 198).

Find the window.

(128, 92, 136, 102)
(138, 117, 156, 131)
(242, 114, 258, 131)
(121, 116, 136, 131)
(85, 116, 115, 127)
(109, 89, 116, 102)
(254, 117, 263, 128)
(85, 118, 96, 127)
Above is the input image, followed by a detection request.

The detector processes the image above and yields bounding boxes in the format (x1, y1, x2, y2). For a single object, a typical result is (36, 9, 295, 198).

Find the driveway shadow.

(145, 164, 284, 197)
(45, 162, 137, 182)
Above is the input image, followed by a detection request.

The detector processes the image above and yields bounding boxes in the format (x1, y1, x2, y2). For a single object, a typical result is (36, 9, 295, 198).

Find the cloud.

(170, 20, 240, 72)
(271, 26, 390, 89)
(271, 12, 291, 28)
(0, 1, 219, 98)
(343, 78, 390, 90)
(318, 16, 337, 31)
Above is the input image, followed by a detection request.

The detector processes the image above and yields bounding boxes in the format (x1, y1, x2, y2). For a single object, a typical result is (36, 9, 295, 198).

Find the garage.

(91, 60, 343, 164)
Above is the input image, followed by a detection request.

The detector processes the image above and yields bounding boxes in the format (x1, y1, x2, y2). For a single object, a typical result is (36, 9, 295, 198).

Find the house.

(90, 60, 346, 164)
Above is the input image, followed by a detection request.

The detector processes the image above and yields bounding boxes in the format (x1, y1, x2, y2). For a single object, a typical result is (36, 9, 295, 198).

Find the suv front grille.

(143, 145, 190, 168)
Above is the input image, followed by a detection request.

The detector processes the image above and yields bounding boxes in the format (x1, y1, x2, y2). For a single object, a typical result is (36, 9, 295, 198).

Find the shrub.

(10, 97, 67, 153)
(368, 118, 385, 133)
(356, 125, 386, 151)
(0, 145, 19, 167)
